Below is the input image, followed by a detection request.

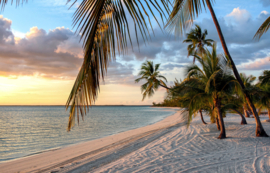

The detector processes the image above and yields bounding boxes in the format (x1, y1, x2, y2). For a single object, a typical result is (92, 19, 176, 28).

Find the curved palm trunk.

(214, 98, 226, 139)
(216, 117, 220, 131)
(160, 84, 171, 90)
(199, 109, 207, 124)
(231, 108, 247, 125)
(244, 108, 250, 118)
(206, 0, 268, 137)
(267, 109, 270, 122)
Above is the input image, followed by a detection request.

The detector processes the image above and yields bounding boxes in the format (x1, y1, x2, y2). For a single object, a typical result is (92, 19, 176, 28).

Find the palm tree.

(256, 84, 270, 122)
(239, 73, 257, 118)
(259, 70, 270, 86)
(254, 16, 270, 39)
(183, 24, 214, 63)
(183, 44, 237, 139)
(257, 71, 270, 121)
(166, 0, 268, 137)
(172, 78, 211, 125)
(135, 61, 169, 100)
(222, 96, 247, 125)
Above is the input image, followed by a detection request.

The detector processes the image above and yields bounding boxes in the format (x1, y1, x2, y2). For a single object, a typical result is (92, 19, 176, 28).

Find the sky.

(0, 0, 269, 105)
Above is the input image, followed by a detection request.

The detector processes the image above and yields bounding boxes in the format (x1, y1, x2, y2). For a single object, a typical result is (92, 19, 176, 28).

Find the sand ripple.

(93, 114, 270, 173)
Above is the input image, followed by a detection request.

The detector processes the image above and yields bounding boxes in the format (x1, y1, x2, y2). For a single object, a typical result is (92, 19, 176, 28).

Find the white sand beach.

(1, 109, 270, 173)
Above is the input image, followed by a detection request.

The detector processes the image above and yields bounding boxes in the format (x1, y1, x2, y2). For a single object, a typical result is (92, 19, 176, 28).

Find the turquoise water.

(0, 106, 175, 162)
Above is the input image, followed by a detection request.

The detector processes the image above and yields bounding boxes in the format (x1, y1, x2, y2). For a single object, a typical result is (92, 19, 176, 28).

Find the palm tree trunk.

(216, 117, 220, 131)
(206, 0, 268, 137)
(268, 108, 270, 121)
(214, 98, 226, 139)
(160, 84, 171, 90)
(199, 109, 207, 124)
(243, 105, 250, 118)
(231, 108, 247, 125)
(244, 108, 250, 118)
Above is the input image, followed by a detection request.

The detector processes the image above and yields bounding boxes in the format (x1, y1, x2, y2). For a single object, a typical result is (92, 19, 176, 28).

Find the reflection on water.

(0, 106, 175, 162)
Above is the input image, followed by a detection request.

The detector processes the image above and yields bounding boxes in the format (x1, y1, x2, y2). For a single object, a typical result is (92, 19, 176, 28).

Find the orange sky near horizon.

(0, 76, 167, 105)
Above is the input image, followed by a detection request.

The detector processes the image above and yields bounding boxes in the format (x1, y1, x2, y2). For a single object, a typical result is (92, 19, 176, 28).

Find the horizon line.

(0, 105, 152, 106)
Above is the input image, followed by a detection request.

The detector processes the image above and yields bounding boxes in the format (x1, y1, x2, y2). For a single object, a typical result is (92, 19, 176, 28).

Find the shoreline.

(0, 106, 177, 164)
(0, 108, 182, 173)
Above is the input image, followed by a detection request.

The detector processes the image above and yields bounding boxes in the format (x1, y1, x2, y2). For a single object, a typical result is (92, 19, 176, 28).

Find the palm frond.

(166, 0, 215, 36)
(66, 0, 170, 131)
(0, 0, 27, 9)
(254, 16, 270, 40)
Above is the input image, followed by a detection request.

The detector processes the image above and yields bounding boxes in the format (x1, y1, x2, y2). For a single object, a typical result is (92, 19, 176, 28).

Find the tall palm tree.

(256, 84, 270, 122)
(166, 0, 268, 137)
(183, 24, 214, 63)
(239, 73, 257, 118)
(257, 70, 270, 122)
(254, 16, 270, 39)
(259, 70, 270, 86)
(172, 78, 211, 125)
(135, 61, 169, 100)
(184, 44, 237, 139)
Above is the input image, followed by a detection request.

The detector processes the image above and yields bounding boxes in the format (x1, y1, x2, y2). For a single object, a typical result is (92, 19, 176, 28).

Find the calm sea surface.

(0, 106, 176, 163)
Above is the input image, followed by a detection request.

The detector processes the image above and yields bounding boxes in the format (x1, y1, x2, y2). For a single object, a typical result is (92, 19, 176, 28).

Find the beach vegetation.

(259, 70, 270, 86)
(135, 61, 169, 101)
(183, 44, 237, 138)
(254, 16, 270, 39)
(256, 71, 270, 121)
(183, 24, 214, 63)
(240, 74, 258, 117)
(166, 0, 268, 137)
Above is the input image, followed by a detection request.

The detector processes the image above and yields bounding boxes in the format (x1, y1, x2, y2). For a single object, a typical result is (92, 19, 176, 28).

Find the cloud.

(238, 57, 270, 70)
(226, 7, 251, 23)
(0, 16, 83, 79)
(0, 15, 137, 85)
(260, 0, 270, 7)
(104, 61, 136, 85)
(160, 63, 184, 71)
(194, 9, 270, 65)
(1, 6, 269, 85)
(119, 7, 270, 70)
(0, 16, 14, 45)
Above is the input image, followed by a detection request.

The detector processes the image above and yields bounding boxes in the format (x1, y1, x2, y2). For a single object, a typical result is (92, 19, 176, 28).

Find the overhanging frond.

(166, 0, 215, 36)
(66, 0, 170, 131)
(254, 16, 270, 40)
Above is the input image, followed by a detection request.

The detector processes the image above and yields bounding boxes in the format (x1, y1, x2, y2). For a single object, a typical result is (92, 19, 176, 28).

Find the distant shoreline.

(0, 105, 152, 107)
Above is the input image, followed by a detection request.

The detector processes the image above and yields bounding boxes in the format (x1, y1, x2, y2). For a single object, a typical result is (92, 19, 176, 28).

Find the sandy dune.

(1, 109, 270, 173)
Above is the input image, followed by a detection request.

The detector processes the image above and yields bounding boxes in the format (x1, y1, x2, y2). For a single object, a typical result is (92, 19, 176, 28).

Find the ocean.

(0, 106, 176, 163)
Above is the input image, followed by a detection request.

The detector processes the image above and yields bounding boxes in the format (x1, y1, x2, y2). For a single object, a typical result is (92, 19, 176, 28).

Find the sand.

(1, 109, 270, 173)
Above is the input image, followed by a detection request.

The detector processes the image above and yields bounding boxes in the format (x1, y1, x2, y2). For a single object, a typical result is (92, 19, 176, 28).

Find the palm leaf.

(254, 16, 270, 40)
(66, 0, 170, 131)
(166, 0, 215, 36)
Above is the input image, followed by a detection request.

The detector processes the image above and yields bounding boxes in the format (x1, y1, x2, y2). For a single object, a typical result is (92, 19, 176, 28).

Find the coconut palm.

(222, 96, 247, 125)
(239, 73, 257, 118)
(171, 78, 211, 125)
(256, 84, 270, 122)
(183, 24, 214, 63)
(259, 70, 270, 86)
(184, 44, 237, 139)
(257, 71, 270, 121)
(254, 16, 270, 39)
(135, 61, 169, 101)
(166, 0, 268, 137)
